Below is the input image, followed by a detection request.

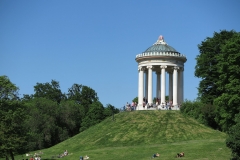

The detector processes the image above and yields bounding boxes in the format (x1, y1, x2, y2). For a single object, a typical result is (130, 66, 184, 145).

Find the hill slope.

(56, 111, 226, 149)
(24, 111, 230, 160)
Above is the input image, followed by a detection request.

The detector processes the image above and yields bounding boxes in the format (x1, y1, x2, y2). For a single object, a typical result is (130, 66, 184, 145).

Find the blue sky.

(1, 0, 240, 109)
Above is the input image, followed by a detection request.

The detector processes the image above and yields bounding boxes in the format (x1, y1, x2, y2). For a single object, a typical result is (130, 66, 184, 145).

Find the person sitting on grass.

(84, 155, 89, 159)
(64, 150, 68, 156)
(152, 153, 160, 158)
(177, 152, 184, 158)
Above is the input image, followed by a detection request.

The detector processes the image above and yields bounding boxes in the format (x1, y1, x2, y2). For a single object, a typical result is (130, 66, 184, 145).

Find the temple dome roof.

(143, 35, 178, 53)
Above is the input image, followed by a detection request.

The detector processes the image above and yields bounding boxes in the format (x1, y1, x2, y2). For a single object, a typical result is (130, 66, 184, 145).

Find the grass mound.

(16, 111, 231, 160)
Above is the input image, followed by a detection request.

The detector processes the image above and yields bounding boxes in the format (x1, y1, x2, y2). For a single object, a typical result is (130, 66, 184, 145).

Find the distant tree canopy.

(33, 80, 65, 103)
(132, 97, 138, 103)
(0, 76, 119, 159)
(67, 83, 99, 113)
(0, 75, 19, 100)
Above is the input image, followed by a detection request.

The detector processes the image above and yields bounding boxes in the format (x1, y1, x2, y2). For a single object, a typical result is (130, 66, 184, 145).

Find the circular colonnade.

(135, 35, 187, 110)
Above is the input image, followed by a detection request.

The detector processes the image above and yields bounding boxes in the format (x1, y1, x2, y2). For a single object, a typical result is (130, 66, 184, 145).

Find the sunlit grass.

(11, 111, 231, 160)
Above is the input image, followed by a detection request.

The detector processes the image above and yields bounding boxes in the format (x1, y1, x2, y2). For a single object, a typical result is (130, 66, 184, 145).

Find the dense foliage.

(182, 30, 240, 159)
(194, 30, 240, 132)
(0, 76, 27, 160)
(226, 113, 240, 160)
(0, 76, 119, 160)
(180, 100, 219, 129)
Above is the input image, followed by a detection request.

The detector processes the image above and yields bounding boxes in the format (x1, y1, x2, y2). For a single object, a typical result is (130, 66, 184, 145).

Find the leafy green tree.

(67, 84, 83, 103)
(195, 30, 240, 131)
(24, 97, 59, 150)
(200, 103, 218, 129)
(103, 104, 119, 119)
(180, 100, 219, 129)
(226, 113, 240, 160)
(195, 30, 238, 104)
(0, 75, 19, 100)
(57, 100, 85, 138)
(67, 84, 98, 113)
(21, 94, 33, 101)
(0, 76, 27, 160)
(214, 32, 240, 131)
(33, 80, 64, 103)
(0, 100, 27, 160)
(80, 101, 105, 132)
(132, 97, 138, 103)
(180, 100, 203, 119)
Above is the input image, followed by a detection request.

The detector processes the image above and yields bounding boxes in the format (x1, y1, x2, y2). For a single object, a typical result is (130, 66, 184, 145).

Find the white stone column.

(160, 65, 167, 105)
(156, 72, 160, 99)
(147, 66, 153, 106)
(158, 71, 161, 99)
(173, 67, 179, 106)
(138, 67, 144, 110)
(178, 68, 184, 105)
(177, 69, 180, 104)
(169, 71, 173, 102)
(182, 68, 184, 104)
(145, 71, 148, 103)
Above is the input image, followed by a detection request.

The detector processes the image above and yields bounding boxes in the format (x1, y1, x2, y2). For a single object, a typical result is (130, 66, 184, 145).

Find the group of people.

(29, 156, 41, 160)
(29, 152, 43, 160)
(142, 97, 179, 110)
(79, 155, 89, 160)
(123, 97, 181, 111)
(152, 152, 184, 158)
(124, 102, 137, 111)
(57, 150, 68, 158)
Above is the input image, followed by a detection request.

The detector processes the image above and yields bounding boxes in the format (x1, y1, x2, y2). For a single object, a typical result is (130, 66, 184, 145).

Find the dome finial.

(159, 35, 164, 40)
(154, 35, 167, 45)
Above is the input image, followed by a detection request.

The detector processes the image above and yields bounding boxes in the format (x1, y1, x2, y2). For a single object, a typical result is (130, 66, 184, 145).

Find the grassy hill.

(18, 111, 231, 160)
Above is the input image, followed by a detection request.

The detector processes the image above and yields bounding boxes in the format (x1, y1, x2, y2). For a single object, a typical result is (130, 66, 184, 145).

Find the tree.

(24, 97, 60, 150)
(132, 97, 138, 104)
(67, 84, 83, 103)
(80, 101, 104, 132)
(0, 76, 27, 160)
(195, 30, 238, 105)
(214, 32, 240, 131)
(0, 75, 19, 100)
(103, 104, 119, 119)
(180, 100, 219, 129)
(33, 80, 64, 103)
(57, 100, 85, 138)
(226, 113, 240, 160)
(0, 100, 27, 160)
(67, 84, 98, 113)
(195, 30, 240, 131)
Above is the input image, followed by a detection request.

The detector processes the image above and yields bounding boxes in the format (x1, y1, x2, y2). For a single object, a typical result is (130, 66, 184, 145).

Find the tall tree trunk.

(5, 154, 9, 160)
(9, 150, 14, 160)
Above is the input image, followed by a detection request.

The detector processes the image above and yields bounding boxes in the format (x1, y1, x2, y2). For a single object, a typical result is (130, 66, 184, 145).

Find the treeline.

(179, 30, 240, 159)
(0, 76, 119, 160)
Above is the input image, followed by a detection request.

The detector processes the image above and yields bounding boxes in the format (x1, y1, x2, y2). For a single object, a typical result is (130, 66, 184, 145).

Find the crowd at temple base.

(122, 97, 181, 111)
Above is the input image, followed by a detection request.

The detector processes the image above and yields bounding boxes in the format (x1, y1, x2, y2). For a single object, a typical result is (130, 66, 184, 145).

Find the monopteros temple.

(135, 35, 187, 110)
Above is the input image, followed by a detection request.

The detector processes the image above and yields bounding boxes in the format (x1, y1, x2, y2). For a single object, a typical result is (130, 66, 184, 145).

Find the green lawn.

(11, 111, 232, 160)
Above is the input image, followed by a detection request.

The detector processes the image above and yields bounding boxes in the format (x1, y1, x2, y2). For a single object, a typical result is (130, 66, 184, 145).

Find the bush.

(180, 100, 218, 129)
(226, 113, 240, 160)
